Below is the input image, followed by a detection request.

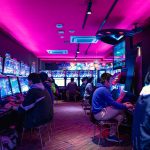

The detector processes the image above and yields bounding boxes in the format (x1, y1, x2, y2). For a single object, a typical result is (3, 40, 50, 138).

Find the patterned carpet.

(17, 101, 132, 150)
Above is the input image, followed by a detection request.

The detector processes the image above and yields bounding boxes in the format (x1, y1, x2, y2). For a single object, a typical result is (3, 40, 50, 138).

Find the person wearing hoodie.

(92, 73, 133, 142)
(17, 73, 53, 129)
(132, 68, 150, 150)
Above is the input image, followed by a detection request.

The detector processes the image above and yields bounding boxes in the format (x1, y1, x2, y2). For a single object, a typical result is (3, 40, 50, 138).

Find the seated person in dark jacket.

(16, 73, 53, 129)
(132, 68, 150, 150)
(80, 77, 88, 100)
(39, 72, 54, 105)
(92, 73, 133, 142)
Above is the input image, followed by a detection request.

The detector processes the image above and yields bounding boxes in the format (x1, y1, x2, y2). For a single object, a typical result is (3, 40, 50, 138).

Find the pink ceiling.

(0, 0, 150, 62)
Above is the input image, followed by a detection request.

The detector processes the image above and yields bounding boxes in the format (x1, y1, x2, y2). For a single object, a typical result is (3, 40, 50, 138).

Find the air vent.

(70, 36, 98, 43)
(47, 50, 68, 54)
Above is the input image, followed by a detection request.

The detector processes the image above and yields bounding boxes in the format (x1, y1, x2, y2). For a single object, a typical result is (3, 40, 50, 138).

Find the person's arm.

(103, 89, 127, 109)
(116, 91, 126, 103)
(18, 89, 36, 113)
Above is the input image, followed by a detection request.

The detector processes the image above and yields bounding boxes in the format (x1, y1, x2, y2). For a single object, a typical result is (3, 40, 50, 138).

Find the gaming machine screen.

(0, 77, 12, 98)
(9, 77, 20, 95)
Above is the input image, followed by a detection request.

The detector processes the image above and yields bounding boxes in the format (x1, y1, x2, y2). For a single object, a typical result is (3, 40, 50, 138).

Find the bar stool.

(93, 119, 119, 145)
(21, 122, 51, 149)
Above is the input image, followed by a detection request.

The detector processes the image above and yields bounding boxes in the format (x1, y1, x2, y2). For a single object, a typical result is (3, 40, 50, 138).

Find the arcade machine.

(31, 61, 36, 73)
(79, 70, 93, 86)
(0, 56, 3, 74)
(66, 70, 79, 86)
(51, 70, 65, 87)
(98, 69, 106, 79)
(18, 77, 29, 94)
(18, 62, 30, 95)
(0, 76, 14, 131)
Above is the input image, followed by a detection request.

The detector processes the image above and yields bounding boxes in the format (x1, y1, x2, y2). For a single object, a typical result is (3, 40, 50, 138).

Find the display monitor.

(9, 77, 20, 95)
(20, 62, 26, 76)
(79, 70, 92, 77)
(0, 77, 12, 98)
(0, 57, 3, 73)
(51, 70, 65, 78)
(31, 62, 36, 73)
(3, 56, 14, 74)
(18, 77, 29, 93)
(25, 65, 30, 76)
(66, 71, 78, 77)
(53, 78, 65, 86)
(13, 60, 20, 76)
(66, 78, 78, 86)
(99, 70, 106, 77)
(113, 41, 126, 69)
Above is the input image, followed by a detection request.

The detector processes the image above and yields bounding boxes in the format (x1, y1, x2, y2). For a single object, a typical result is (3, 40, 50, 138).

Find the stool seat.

(96, 119, 118, 125)
(93, 118, 119, 146)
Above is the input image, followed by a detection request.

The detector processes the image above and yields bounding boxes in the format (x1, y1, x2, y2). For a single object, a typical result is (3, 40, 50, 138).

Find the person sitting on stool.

(92, 73, 133, 142)
(13, 73, 53, 133)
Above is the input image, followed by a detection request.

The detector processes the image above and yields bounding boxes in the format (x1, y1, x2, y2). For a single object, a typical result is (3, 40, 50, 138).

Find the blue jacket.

(132, 85, 150, 150)
(92, 83, 126, 114)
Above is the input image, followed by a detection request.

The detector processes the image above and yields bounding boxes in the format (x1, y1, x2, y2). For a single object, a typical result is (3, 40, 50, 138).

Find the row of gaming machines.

(0, 75, 29, 102)
(42, 69, 121, 87)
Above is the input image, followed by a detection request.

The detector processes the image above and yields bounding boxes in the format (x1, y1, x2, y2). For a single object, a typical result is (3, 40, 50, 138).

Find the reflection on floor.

(17, 101, 132, 150)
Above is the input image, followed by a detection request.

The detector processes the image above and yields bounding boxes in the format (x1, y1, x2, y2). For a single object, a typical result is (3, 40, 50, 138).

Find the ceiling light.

(60, 36, 64, 38)
(56, 24, 63, 28)
(77, 49, 80, 53)
(86, 0, 92, 15)
(69, 29, 75, 33)
(77, 43, 80, 53)
(87, 10, 92, 15)
(58, 30, 64, 34)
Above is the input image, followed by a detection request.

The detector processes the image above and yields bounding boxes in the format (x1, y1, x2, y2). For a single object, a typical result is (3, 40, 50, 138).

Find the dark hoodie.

(92, 83, 126, 114)
(18, 83, 53, 128)
(132, 85, 150, 150)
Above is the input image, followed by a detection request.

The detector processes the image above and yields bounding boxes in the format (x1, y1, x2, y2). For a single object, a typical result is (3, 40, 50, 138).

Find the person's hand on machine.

(123, 102, 134, 109)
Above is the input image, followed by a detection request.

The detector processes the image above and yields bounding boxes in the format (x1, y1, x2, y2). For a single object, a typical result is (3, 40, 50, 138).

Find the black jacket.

(132, 85, 150, 150)
(18, 83, 53, 128)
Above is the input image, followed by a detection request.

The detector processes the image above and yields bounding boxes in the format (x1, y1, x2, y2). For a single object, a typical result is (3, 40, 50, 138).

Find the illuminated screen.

(66, 78, 78, 86)
(19, 77, 29, 93)
(0, 57, 3, 73)
(99, 70, 106, 77)
(25, 65, 30, 76)
(79, 71, 92, 77)
(20, 62, 26, 76)
(3, 57, 14, 74)
(0, 77, 12, 98)
(53, 78, 64, 86)
(13, 61, 20, 76)
(51, 71, 65, 77)
(66, 71, 78, 77)
(113, 41, 126, 69)
(9, 77, 20, 94)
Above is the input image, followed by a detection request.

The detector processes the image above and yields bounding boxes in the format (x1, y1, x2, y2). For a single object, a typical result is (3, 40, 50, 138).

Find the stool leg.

(116, 124, 120, 143)
(38, 127, 44, 149)
(98, 124, 102, 145)
(21, 128, 25, 144)
(46, 124, 51, 141)
(93, 124, 97, 139)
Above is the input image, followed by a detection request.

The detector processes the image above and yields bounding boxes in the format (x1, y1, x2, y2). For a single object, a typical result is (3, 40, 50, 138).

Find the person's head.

(144, 67, 150, 85)
(28, 73, 41, 86)
(100, 73, 112, 88)
(82, 77, 88, 83)
(88, 77, 93, 83)
(71, 77, 74, 82)
(39, 72, 48, 82)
